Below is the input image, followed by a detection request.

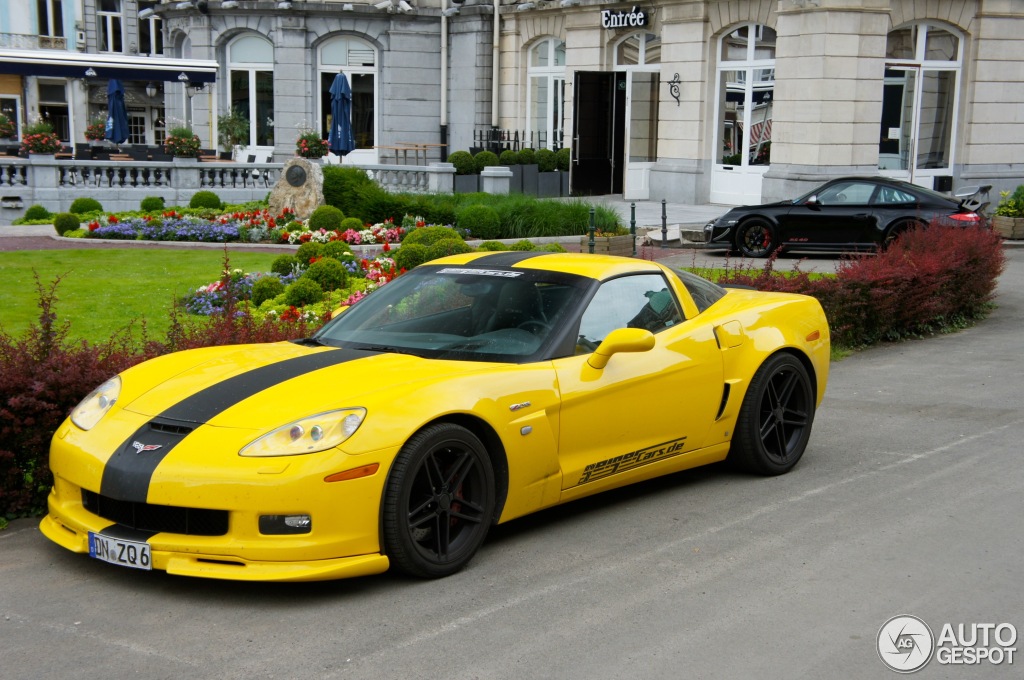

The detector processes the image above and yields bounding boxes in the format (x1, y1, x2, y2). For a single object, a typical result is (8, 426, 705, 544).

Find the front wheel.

(736, 219, 778, 258)
(728, 353, 815, 475)
(383, 423, 495, 578)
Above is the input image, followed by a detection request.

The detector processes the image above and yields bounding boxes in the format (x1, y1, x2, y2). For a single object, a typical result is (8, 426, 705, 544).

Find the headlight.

(70, 376, 121, 431)
(239, 408, 366, 457)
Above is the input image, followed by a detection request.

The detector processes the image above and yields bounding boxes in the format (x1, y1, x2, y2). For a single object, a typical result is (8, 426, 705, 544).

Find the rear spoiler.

(954, 184, 992, 213)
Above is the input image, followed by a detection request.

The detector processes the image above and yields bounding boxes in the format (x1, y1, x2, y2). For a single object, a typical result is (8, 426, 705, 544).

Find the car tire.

(736, 219, 778, 258)
(882, 219, 916, 249)
(728, 353, 815, 476)
(383, 423, 495, 578)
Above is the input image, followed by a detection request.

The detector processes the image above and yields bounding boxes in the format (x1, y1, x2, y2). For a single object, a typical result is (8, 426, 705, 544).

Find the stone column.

(273, 16, 311, 162)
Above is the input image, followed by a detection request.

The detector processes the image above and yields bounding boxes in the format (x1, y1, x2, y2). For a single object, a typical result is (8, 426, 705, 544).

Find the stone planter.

(580, 234, 634, 256)
(560, 170, 570, 197)
(507, 165, 523, 193)
(173, 156, 199, 165)
(521, 164, 539, 195)
(993, 215, 1024, 239)
(454, 174, 480, 193)
(537, 171, 560, 198)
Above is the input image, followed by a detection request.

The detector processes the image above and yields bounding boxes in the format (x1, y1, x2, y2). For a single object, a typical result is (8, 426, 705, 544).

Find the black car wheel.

(383, 423, 495, 578)
(882, 219, 917, 249)
(736, 219, 778, 258)
(728, 353, 814, 475)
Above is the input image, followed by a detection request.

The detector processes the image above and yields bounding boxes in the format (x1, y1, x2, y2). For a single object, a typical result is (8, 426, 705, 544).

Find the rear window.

(671, 269, 727, 313)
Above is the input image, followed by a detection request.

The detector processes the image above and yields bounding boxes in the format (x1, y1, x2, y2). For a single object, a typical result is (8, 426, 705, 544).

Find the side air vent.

(715, 384, 731, 421)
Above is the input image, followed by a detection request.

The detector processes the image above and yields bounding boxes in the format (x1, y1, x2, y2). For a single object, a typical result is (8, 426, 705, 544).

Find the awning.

(0, 49, 218, 84)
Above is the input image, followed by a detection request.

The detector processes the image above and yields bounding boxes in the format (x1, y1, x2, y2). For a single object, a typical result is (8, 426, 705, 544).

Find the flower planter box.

(560, 170, 570, 197)
(521, 164, 539, 195)
(507, 165, 523, 193)
(537, 171, 560, 198)
(580, 234, 633, 257)
(993, 215, 1024, 239)
(454, 174, 480, 193)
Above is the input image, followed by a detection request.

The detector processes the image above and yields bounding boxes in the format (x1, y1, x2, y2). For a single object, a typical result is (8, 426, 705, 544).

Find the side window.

(874, 186, 916, 204)
(817, 182, 875, 205)
(576, 275, 682, 351)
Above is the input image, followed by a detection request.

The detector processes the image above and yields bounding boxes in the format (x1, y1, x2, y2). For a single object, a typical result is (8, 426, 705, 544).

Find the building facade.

(2, 0, 1022, 206)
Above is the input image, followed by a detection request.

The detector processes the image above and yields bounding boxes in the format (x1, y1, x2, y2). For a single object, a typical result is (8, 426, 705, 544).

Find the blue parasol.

(105, 79, 129, 145)
(328, 73, 356, 157)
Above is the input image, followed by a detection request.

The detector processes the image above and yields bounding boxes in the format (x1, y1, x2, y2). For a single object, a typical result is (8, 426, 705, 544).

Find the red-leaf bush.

(718, 223, 1005, 347)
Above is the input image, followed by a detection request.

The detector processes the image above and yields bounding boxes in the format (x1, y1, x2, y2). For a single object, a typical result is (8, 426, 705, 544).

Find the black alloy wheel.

(882, 219, 916, 249)
(728, 353, 815, 475)
(383, 423, 495, 578)
(736, 219, 778, 258)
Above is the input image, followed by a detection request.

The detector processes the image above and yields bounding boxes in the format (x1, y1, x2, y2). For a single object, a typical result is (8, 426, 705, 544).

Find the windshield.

(314, 265, 591, 362)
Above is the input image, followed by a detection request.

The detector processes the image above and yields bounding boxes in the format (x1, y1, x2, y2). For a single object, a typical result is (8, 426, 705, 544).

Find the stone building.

(2, 0, 1022, 205)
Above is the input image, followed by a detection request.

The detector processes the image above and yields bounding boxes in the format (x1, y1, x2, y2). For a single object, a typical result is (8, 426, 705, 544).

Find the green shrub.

(393, 243, 430, 270)
(69, 197, 102, 215)
(518, 148, 536, 165)
(23, 205, 50, 221)
(474, 150, 499, 173)
(63, 229, 88, 238)
(308, 205, 345, 231)
(457, 204, 502, 240)
(189, 191, 222, 210)
(536, 148, 557, 172)
(426, 238, 475, 261)
(251, 276, 286, 307)
(447, 150, 476, 175)
(302, 257, 348, 292)
(52, 213, 80, 236)
(510, 239, 537, 251)
(140, 196, 165, 212)
(285, 277, 324, 307)
(541, 242, 568, 253)
(499, 150, 519, 166)
(355, 184, 411, 225)
(323, 166, 374, 214)
(271, 254, 299, 276)
(477, 240, 508, 251)
(321, 240, 353, 260)
(556, 147, 571, 172)
(340, 217, 364, 232)
(403, 225, 464, 247)
(295, 241, 323, 265)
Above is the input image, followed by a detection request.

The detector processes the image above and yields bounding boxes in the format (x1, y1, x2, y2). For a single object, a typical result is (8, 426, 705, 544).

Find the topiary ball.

(53, 212, 81, 236)
(140, 196, 165, 212)
(402, 225, 464, 247)
(339, 217, 364, 232)
(425, 238, 474, 261)
(308, 205, 345, 231)
(284, 277, 324, 307)
(189, 190, 222, 210)
(69, 197, 103, 215)
(457, 204, 502, 240)
(393, 243, 430, 270)
(24, 204, 50, 221)
(321, 240, 353, 260)
(536, 148, 557, 173)
(447, 150, 476, 176)
(302, 257, 348, 292)
(251, 276, 286, 307)
(518, 148, 537, 165)
(473, 150, 499, 173)
(295, 241, 324, 266)
(271, 254, 299, 276)
(510, 239, 536, 251)
(476, 240, 508, 252)
(555, 147, 571, 172)
(498, 150, 519, 166)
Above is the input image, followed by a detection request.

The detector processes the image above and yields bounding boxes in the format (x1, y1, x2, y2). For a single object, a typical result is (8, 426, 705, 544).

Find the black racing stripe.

(101, 347, 374, 503)
(96, 524, 159, 542)
(472, 251, 555, 266)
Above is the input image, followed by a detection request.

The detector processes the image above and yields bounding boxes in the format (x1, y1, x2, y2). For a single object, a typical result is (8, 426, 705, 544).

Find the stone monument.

(268, 158, 325, 220)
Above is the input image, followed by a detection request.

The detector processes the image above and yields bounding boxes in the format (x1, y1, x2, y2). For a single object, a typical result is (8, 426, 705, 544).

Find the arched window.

(527, 38, 565, 150)
(229, 35, 275, 147)
(878, 24, 961, 179)
(318, 37, 377, 151)
(715, 24, 775, 167)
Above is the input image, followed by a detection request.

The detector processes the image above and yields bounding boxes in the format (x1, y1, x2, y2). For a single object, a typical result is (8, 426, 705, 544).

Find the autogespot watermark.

(877, 615, 1017, 673)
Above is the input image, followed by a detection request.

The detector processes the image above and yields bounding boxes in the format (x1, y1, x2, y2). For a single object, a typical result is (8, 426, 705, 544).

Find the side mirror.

(805, 195, 821, 207)
(587, 328, 655, 369)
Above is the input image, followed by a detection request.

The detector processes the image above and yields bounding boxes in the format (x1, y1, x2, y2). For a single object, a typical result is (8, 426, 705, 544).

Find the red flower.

(107, 214, 119, 224)
(382, 242, 391, 252)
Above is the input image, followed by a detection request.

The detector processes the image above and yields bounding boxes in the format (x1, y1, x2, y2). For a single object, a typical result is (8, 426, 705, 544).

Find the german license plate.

(88, 532, 152, 571)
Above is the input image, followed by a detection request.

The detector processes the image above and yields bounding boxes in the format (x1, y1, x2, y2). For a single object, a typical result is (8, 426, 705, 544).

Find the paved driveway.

(2, 250, 1022, 679)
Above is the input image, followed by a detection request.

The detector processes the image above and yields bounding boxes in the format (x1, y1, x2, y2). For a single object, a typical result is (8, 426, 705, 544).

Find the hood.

(121, 342, 501, 429)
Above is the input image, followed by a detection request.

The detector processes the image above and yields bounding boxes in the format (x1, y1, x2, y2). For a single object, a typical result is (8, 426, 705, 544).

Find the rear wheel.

(383, 423, 495, 578)
(729, 353, 814, 475)
(736, 219, 778, 258)
(882, 219, 916, 249)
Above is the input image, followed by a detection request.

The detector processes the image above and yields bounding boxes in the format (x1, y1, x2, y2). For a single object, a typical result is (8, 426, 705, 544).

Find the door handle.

(853, 213, 870, 219)
(573, 136, 580, 164)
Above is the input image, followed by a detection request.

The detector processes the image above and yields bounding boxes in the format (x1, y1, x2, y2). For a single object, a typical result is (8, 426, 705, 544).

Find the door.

(572, 71, 625, 196)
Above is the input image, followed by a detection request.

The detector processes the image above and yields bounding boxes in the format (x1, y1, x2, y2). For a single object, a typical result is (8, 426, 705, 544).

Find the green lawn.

(0, 249, 283, 344)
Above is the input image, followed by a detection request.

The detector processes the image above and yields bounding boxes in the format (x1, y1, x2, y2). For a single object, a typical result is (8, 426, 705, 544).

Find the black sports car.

(704, 177, 990, 257)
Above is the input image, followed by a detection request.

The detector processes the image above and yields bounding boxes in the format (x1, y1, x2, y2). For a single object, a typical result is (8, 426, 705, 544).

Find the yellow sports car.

(41, 252, 829, 582)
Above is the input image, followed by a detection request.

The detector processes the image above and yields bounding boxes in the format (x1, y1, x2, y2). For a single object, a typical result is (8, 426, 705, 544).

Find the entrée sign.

(601, 6, 648, 30)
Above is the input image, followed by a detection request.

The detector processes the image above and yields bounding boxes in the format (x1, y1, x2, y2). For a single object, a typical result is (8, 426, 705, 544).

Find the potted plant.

(499, 149, 522, 193)
(518, 147, 539, 195)
(581, 226, 633, 256)
(20, 119, 62, 155)
(0, 112, 16, 139)
(536, 148, 559, 198)
(992, 185, 1024, 239)
(295, 124, 328, 159)
(218, 110, 250, 159)
(165, 125, 202, 158)
(448, 150, 479, 193)
(84, 116, 107, 145)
